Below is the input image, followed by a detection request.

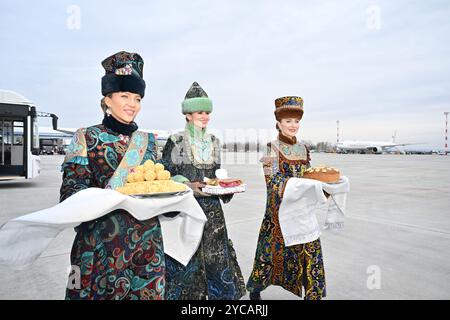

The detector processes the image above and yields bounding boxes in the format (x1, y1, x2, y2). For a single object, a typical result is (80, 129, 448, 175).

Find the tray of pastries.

(201, 169, 246, 195)
(116, 160, 188, 197)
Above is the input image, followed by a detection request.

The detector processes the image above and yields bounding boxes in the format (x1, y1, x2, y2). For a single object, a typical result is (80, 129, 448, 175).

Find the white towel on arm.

(279, 178, 327, 247)
(0, 187, 207, 270)
(278, 176, 350, 247)
(322, 176, 350, 230)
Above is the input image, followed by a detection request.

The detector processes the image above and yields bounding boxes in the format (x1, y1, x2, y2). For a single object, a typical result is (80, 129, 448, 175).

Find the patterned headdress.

(274, 96, 304, 121)
(182, 82, 213, 114)
(101, 51, 146, 97)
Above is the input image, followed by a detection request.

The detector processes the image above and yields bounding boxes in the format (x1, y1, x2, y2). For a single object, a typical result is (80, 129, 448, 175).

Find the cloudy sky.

(1, 0, 449, 149)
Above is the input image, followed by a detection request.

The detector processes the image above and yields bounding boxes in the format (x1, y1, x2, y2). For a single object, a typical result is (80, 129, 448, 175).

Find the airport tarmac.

(0, 153, 449, 300)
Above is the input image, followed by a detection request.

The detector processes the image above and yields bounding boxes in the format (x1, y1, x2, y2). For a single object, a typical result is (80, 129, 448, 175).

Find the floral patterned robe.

(246, 136, 326, 300)
(161, 130, 246, 300)
(60, 123, 165, 300)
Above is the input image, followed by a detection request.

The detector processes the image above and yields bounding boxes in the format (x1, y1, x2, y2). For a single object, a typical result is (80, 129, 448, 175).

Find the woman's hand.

(220, 194, 234, 204)
(163, 211, 180, 218)
(186, 181, 211, 197)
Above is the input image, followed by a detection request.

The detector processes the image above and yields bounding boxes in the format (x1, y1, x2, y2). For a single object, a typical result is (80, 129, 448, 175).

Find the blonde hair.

(100, 93, 113, 114)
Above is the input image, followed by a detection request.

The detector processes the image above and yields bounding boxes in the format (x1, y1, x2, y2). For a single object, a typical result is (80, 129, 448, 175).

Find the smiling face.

(186, 111, 210, 129)
(277, 117, 300, 138)
(105, 92, 142, 124)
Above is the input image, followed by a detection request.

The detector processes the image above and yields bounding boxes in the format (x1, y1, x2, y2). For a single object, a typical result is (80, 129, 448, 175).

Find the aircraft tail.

(392, 130, 397, 143)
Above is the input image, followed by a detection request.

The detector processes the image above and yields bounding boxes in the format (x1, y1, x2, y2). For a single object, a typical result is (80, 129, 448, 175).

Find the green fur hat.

(182, 82, 213, 114)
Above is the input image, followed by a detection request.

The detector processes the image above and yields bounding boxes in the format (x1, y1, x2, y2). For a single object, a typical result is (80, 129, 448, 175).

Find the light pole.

(445, 112, 449, 155)
(336, 120, 340, 144)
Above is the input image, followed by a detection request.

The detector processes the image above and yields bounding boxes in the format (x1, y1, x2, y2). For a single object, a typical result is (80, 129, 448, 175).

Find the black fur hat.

(101, 51, 146, 97)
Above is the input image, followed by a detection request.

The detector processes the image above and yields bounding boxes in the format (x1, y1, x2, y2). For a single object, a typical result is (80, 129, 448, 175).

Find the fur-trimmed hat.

(274, 96, 304, 121)
(101, 51, 146, 97)
(182, 82, 213, 114)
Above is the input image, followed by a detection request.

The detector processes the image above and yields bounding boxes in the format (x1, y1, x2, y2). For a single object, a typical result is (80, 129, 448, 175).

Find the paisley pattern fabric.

(185, 123, 214, 165)
(246, 139, 327, 300)
(60, 124, 164, 300)
(63, 128, 89, 167)
(106, 131, 148, 190)
(102, 51, 144, 78)
(161, 132, 246, 300)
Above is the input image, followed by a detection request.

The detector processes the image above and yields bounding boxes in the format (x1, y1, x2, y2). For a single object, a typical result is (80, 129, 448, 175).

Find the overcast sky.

(1, 0, 449, 149)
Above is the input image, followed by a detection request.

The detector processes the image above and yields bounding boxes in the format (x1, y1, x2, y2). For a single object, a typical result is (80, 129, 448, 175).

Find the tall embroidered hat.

(274, 96, 304, 121)
(182, 81, 213, 114)
(101, 51, 146, 97)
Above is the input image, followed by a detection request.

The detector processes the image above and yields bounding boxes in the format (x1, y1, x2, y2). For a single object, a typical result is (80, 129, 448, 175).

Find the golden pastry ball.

(134, 172, 145, 182)
(156, 170, 171, 180)
(127, 173, 136, 183)
(144, 159, 155, 166)
(135, 165, 145, 173)
(144, 160, 155, 170)
(116, 175, 187, 195)
(154, 163, 165, 172)
(144, 171, 156, 181)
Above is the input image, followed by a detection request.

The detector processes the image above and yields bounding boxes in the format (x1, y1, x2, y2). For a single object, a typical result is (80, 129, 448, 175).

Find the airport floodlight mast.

(445, 112, 449, 155)
(336, 120, 340, 144)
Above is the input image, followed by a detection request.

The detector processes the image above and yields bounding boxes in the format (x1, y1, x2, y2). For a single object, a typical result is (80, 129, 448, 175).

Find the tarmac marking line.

(348, 214, 450, 238)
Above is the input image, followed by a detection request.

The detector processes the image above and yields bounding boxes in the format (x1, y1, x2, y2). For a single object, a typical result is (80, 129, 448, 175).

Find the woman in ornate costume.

(61, 51, 165, 300)
(161, 82, 246, 300)
(246, 96, 326, 300)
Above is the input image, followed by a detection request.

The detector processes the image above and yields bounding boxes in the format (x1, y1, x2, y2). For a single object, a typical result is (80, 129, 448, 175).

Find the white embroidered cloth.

(0, 188, 207, 270)
(279, 176, 350, 247)
(322, 176, 350, 230)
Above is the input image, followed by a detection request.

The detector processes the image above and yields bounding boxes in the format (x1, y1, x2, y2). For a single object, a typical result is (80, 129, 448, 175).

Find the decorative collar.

(102, 114, 138, 136)
(184, 122, 216, 168)
(271, 139, 308, 162)
(278, 132, 297, 145)
(186, 122, 208, 141)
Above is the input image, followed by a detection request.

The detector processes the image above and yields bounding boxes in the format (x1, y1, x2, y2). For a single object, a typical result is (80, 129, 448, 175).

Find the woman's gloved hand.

(163, 211, 181, 218)
(220, 194, 234, 204)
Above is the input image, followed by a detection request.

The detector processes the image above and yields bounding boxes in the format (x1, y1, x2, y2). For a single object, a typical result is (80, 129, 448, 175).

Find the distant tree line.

(222, 141, 337, 152)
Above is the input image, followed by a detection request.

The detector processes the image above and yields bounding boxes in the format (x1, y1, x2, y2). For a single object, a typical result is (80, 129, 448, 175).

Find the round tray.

(130, 190, 190, 198)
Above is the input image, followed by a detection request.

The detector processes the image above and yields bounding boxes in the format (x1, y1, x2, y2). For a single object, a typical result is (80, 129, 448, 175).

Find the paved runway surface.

(1, 153, 449, 299)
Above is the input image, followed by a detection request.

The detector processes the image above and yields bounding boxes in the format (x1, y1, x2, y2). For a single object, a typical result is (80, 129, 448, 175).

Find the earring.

(106, 108, 111, 117)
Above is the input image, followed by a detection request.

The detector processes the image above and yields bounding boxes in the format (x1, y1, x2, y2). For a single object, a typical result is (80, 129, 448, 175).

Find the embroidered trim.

(182, 131, 220, 169)
(62, 155, 89, 167)
(283, 230, 321, 246)
(323, 222, 344, 230)
(61, 128, 88, 171)
(106, 131, 149, 190)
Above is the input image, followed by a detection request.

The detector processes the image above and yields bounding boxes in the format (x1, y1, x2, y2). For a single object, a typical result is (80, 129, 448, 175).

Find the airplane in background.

(39, 126, 171, 141)
(335, 132, 425, 154)
(39, 126, 74, 139)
